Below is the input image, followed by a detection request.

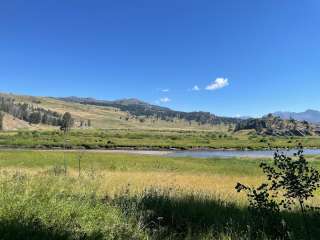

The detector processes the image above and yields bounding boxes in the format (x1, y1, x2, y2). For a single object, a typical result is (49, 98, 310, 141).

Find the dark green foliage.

(236, 145, 320, 238)
(235, 118, 267, 132)
(0, 96, 62, 126)
(1, 129, 320, 150)
(235, 183, 279, 213)
(260, 144, 320, 211)
(60, 112, 74, 133)
(260, 144, 320, 238)
(235, 183, 288, 239)
(0, 111, 4, 130)
(112, 188, 320, 239)
(29, 111, 42, 124)
(113, 189, 248, 239)
(60, 97, 240, 125)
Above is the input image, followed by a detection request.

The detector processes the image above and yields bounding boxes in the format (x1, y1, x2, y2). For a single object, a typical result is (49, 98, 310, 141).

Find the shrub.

(236, 144, 320, 238)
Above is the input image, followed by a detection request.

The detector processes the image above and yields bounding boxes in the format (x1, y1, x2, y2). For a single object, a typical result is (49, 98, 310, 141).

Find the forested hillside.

(0, 96, 63, 126)
(59, 97, 240, 125)
(0, 93, 232, 131)
(1, 92, 319, 137)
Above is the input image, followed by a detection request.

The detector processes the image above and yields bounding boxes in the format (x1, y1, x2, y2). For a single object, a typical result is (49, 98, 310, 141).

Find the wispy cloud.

(161, 89, 169, 92)
(160, 97, 171, 103)
(192, 85, 200, 91)
(206, 78, 229, 91)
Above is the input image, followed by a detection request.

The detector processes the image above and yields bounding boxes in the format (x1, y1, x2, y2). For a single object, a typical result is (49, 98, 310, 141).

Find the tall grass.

(112, 187, 320, 240)
(0, 150, 319, 239)
(0, 169, 319, 239)
(0, 150, 268, 176)
(0, 170, 146, 240)
(1, 129, 320, 150)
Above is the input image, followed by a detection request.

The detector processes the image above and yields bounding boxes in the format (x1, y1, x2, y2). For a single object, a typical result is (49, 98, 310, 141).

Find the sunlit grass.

(1, 150, 320, 239)
(1, 129, 320, 150)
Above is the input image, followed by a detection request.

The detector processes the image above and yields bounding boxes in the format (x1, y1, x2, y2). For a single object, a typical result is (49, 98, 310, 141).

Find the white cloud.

(161, 89, 169, 92)
(206, 78, 229, 91)
(192, 85, 200, 91)
(160, 97, 171, 103)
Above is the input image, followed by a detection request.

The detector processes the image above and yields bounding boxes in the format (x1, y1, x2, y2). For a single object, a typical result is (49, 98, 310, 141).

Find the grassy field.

(0, 150, 320, 239)
(1, 129, 320, 150)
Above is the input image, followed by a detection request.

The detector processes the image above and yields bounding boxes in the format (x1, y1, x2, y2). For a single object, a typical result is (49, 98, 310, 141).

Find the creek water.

(165, 149, 320, 158)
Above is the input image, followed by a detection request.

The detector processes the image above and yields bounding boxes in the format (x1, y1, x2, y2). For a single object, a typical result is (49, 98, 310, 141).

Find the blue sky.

(1, 1, 319, 117)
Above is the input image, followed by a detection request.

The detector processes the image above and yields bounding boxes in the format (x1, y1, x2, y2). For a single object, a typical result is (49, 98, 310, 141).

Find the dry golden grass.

(97, 171, 263, 200)
(7, 166, 320, 206)
(0, 92, 230, 131)
(36, 97, 231, 130)
(2, 113, 55, 131)
(0, 166, 256, 194)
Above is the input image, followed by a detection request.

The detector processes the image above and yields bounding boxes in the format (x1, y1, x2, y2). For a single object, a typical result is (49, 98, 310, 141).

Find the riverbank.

(2, 129, 320, 152)
(0, 130, 320, 151)
(1, 147, 320, 159)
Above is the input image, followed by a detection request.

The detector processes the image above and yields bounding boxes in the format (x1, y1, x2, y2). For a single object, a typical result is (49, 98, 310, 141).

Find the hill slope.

(2, 113, 53, 131)
(58, 96, 239, 126)
(0, 93, 232, 131)
(2, 92, 318, 136)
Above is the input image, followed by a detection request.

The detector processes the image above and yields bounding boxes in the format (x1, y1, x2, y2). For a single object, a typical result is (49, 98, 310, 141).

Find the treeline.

(0, 112, 4, 130)
(235, 118, 269, 132)
(89, 101, 239, 124)
(0, 97, 63, 126)
(61, 97, 239, 125)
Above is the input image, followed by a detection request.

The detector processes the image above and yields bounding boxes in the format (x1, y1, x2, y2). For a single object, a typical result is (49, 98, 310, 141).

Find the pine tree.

(60, 112, 74, 133)
(0, 112, 4, 130)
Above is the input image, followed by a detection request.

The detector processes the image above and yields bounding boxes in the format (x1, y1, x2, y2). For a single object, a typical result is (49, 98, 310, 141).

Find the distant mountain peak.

(113, 98, 147, 105)
(273, 109, 320, 123)
(57, 96, 239, 125)
(305, 109, 318, 113)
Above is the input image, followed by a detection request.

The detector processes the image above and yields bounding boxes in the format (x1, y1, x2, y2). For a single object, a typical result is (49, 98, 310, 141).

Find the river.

(165, 149, 320, 158)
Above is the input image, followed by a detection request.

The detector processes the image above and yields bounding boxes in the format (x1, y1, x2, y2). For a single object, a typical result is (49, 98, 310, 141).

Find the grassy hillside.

(59, 96, 239, 126)
(2, 113, 52, 131)
(1, 92, 320, 150)
(0, 93, 229, 131)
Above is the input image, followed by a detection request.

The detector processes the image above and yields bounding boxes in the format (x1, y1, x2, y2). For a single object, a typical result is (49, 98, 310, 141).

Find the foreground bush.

(236, 145, 320, 239)
(112, 188, 320, 239)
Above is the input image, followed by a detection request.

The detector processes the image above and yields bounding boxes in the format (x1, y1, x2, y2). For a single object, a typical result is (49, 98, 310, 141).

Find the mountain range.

(0, 92, 319, 136)
(0, 93, 240, 131)
(58, 96, 239, 125)
(61, 97, 320, 124)
(273, 110, 320, 124)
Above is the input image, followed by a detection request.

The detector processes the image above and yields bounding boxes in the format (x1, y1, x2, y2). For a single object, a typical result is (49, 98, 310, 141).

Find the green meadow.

(1, 129, 320, 150)
(0, 150, 320, 239)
